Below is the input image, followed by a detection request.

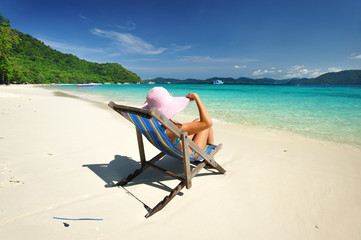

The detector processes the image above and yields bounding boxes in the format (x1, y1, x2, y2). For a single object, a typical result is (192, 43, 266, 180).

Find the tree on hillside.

(0, 12, 20, 84)
(1, 13, 141, 84)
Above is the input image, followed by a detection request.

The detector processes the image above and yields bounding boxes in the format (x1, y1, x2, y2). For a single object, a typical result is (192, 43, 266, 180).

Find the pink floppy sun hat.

(142, 87, 190, 119)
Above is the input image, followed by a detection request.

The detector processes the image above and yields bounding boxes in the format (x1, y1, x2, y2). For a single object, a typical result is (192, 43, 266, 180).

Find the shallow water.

(48, 84, 361, 147)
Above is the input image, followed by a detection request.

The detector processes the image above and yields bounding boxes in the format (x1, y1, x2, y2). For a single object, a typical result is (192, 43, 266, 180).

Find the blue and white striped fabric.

(120, 110, 215, 162)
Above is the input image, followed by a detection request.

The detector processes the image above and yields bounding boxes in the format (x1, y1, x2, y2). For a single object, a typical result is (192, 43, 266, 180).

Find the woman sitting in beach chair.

(109, 87, 225, 217)
(142, 87, 214, 160)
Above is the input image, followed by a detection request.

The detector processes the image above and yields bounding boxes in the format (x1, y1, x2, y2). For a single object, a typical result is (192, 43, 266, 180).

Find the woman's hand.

(186, 92, 199, 102)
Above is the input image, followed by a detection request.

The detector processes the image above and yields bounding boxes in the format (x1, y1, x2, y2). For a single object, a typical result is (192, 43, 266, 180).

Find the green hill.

(288, 70, 361, 85)
(145, 70, 361, 85)
(2, 28, 141, 84)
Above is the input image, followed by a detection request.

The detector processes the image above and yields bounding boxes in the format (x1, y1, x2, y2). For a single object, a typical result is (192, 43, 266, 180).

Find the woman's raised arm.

(179, 93, 213, 136)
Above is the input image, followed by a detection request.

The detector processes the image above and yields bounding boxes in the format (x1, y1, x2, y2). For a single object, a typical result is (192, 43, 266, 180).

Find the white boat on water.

(212, 80, 224, 85)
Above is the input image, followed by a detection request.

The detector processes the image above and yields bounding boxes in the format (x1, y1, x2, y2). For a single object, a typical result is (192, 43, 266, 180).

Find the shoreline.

(41, 85, 361, 151)
(1, 85, 361, 240)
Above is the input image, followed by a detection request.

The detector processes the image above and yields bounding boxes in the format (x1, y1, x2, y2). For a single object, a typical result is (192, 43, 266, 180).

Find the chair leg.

(115, 152, 166, 187)
(136, 128, 146, 166)
(181, 133, 192, 189)
(206, 158, 226, 174)
(145, 181, 185, 218)
(119, 165, 186, 218)
(115, 167, 145, 187)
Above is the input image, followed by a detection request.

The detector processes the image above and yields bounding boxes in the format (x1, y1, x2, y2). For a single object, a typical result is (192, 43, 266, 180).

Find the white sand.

(1, 85, 361, 240)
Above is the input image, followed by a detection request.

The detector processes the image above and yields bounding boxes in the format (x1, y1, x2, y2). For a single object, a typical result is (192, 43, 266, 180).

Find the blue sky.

(1, 0, 360, 80)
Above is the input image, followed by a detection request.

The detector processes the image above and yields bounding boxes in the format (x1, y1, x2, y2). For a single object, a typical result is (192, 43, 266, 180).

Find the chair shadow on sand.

(83, 154, 216, 195)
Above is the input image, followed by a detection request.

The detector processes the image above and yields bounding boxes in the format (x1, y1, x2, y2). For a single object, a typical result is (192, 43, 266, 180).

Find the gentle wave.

(47, 84, 361, 147)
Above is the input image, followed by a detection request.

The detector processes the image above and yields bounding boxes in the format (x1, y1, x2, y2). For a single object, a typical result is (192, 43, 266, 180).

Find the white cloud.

(116, 20, 137, 31)
(180, 56, 258, 63)
(283, 65, 324, 79)
(180, 56, 224, 62)
(291, 65, 304, 71)
(79, 15, 88, 21)
(168, 44, 192, 53)
(252, 65, 336, 79)
(328, 67, 342, 72)
(349, 53, 361, 59)
(252, 67, 282, 76)
(309, 70, 323, 78)
(40, 39, 104, 55)
(91, 28, 167, 55)
(252, 69, 269, 76)
(234, 65, 247, 69)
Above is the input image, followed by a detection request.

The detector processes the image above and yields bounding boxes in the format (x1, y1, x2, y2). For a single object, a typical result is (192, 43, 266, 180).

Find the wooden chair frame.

(108, 101, 226, 217)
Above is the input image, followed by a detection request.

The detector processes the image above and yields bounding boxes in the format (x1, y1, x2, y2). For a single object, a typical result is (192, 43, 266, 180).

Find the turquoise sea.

(50, 84, 361, 148)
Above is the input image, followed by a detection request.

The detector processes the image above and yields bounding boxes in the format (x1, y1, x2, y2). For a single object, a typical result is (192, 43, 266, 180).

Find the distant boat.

(148, 81, 156, 84)
(213, 80, 224, 85)
(77, 83, 101, 87)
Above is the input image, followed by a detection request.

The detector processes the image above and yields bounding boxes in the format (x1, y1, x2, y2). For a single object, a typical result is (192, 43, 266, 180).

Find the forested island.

(0, 13, 140, 84)
(144, 70, 361, 85)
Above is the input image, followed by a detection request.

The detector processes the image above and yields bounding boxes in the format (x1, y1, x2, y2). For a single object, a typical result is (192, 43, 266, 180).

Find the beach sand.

(1, 85, 361, 240)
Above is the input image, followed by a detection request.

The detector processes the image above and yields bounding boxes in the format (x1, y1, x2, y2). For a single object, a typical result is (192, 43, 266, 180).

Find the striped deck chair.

(108, 101, 226, 217)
